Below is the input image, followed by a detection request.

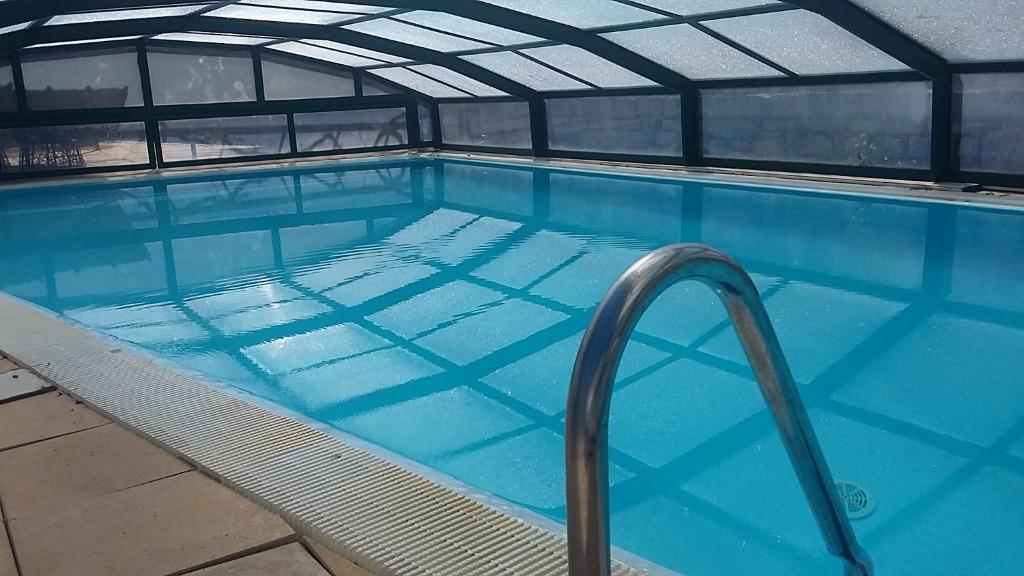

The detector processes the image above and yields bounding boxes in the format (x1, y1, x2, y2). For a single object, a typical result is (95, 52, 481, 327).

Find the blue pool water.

(2, 157, 1023, 574)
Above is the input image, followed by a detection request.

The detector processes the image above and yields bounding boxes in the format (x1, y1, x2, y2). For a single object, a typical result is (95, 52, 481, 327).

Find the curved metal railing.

(565, 243, 873, 576)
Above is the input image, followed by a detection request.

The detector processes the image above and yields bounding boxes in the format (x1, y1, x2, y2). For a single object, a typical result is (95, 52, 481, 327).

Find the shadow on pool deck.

(0, 351, 373, 576)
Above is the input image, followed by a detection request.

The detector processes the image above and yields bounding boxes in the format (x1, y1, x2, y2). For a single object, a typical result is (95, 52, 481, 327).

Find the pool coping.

(0, 292, 653, 576)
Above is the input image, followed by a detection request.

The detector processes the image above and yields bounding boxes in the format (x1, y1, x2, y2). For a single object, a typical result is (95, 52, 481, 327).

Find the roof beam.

(785, 0, 947, 77)
(0, 15, 537, 97)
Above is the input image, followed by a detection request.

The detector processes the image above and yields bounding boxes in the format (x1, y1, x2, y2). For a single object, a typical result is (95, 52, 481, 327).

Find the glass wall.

(294, 108, 407, 153)
(159, 115, 290, 162)
(0, 122, 149, 172)
(261, 53, 355, 101)
(701, 82, 933, 169)
(546, 94, 682, 157)
(148, 46, 257, 106)
(418, 103, 434, 143)
(439, 101, 532, 149)
(956, 73, 1024, 175)
(0, 60, 15, 112)
(20, 47, 144, 110)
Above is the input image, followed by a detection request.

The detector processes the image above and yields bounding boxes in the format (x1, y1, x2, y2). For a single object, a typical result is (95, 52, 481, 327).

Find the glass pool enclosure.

(2, 2, 1024, 575)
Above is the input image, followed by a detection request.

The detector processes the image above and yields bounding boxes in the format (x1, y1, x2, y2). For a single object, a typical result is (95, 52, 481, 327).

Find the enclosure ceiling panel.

(475, 0, 666, 29)
(626, 0, 782, 16)
(0, 22, 31, 36)
(850, 0, 1024, 62)
(461, 51, 590, 91)
(303, 40, 408, 64)
(267, 41, 390, 67)
(152, 32, 274, 46)
(603, 24, 783, 79)
(28, 36, 142, 49)
(519, 45, 658, 88)
(45, 5, 211, 26)
(369, 66, 474, 97)
(409, 64, 508, 96)
(241, 0, 390, 13)
(705, 10, 909, 75)
(204, 4, 365, 25)
(344, 19, 490, 52)
(393, 11, 543, 46)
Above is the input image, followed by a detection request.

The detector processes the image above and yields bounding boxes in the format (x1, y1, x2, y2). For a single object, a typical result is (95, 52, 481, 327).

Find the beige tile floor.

(0, 352, 373, 576)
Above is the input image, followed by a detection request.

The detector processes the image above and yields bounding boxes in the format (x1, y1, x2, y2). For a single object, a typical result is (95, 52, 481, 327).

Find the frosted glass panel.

(410, 65, 508, 97)
(439, 101, 532, 149)
(0, 123, 149, 172)
(294, 108, 407, 152)
(419, 104, 434, 142)
(603, 24, 782, 79)
(205, 4, 359, 24)
(240, 0, 387, 13)
(476, 0, 663, 28)
(21, 48, 144, 110)
(851, 0, 1024, 61)
(461, 52, 588, 91)
(363, 77, 398, 96)
(547, 95, 682, 156)
(152, 33, 271, 45)
(304, 40, 407, 64)
(706, 10, 908, 74)
(268, 42, 384, 68)
(344, 20, 488, 52)
(46, 5, 208, 25)
(148, 47, 256, 105)
(29, 37, 140, 49)
(261, 54, 355, 101)
(369, 68, 469, 98)
(394, 11, 541, 45)
(957, 73, 1024, 174)
(702, 83, 932, 168)
(521, 45, 657, 88)
(0, 62, 14, 112)
(0, 22, 32, 36)
(630, 0, 779, 15)
(159, 115, 290, 162)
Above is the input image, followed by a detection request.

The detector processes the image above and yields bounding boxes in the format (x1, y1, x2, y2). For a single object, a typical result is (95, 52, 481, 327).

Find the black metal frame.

(0, 0, 1021, 187)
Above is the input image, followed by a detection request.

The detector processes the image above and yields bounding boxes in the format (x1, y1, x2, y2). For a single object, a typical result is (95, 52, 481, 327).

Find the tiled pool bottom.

(1, 156, 1024, 574)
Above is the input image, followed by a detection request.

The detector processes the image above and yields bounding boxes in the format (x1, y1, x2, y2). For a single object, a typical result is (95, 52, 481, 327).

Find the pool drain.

(836, 481, 875, 520)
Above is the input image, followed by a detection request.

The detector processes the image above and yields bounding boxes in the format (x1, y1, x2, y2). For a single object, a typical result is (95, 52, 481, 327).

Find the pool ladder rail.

(564, 244, 873, 576)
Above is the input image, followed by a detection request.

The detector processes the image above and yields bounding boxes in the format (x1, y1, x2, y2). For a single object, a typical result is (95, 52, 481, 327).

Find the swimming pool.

(1, 156, 1022, 575)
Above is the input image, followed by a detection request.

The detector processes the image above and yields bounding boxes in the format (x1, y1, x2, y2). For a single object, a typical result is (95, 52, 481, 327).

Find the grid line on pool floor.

(0, 294, 646, 576)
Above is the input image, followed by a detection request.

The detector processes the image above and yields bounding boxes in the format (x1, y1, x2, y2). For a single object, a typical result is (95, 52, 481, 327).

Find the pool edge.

(0, 292, 652, 576)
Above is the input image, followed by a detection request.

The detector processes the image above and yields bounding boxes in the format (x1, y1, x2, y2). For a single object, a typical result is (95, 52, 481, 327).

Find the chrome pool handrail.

(565, 243, 873, 576)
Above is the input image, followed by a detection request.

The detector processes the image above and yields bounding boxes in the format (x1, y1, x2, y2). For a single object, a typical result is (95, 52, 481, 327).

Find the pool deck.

(0, 352, 372, 576)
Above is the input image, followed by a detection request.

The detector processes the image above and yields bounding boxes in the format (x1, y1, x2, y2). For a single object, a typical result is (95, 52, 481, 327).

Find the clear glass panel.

(603, 24, 781, 79)
(0, 61, 16, 112)
(159, 115, 290, 162)
(547, 94, 682, 156)
(0, 122, 148, 172)
(521, 45, 657, 88)
(476, 0, 664, 28)
(148, 46, 256, 105)
(369, 68, 470, 98)
(439, 101, 532, 149)
(261, 53, 355, 101)
(701, 82, 932, 168)
(705, 10, 908, 75)
(628, 0, 779, 15)
(268, 42, 386, 68)
(851, 0, 1024, 62)
(363, 77, 399, 96)
(294, 108, 407, 152)
(957, 73, 1024, 174)
(304, 40, 407, 64)
(344, 19, 489, 52)
(46, 5, 210, 25)
(21, 47, 144, 110)
(29, 37, 141, 49)
(410, 64, 508, 97)
(460, 52, 588, 91)
(393, 11, 541, 45)
(205, 4, 361, 25)
(418, 103, 435, 142)
(152, 33, 272, 45)
(0, 22, 33, 36)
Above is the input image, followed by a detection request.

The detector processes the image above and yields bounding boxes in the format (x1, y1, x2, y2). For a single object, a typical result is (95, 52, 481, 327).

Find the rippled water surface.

(2, 157, 1023, 575)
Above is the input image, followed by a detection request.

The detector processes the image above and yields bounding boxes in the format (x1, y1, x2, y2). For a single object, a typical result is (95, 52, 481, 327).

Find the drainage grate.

(836, 481, 875, 521)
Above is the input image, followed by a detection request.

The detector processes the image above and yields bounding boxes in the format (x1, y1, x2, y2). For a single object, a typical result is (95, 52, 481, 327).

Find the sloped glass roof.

(152, 32, 274, 46)
(45, 5, 211, 26)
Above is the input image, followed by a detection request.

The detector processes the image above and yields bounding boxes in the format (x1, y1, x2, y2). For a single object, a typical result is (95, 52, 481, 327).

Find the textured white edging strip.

(0, 294, 645, 576)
